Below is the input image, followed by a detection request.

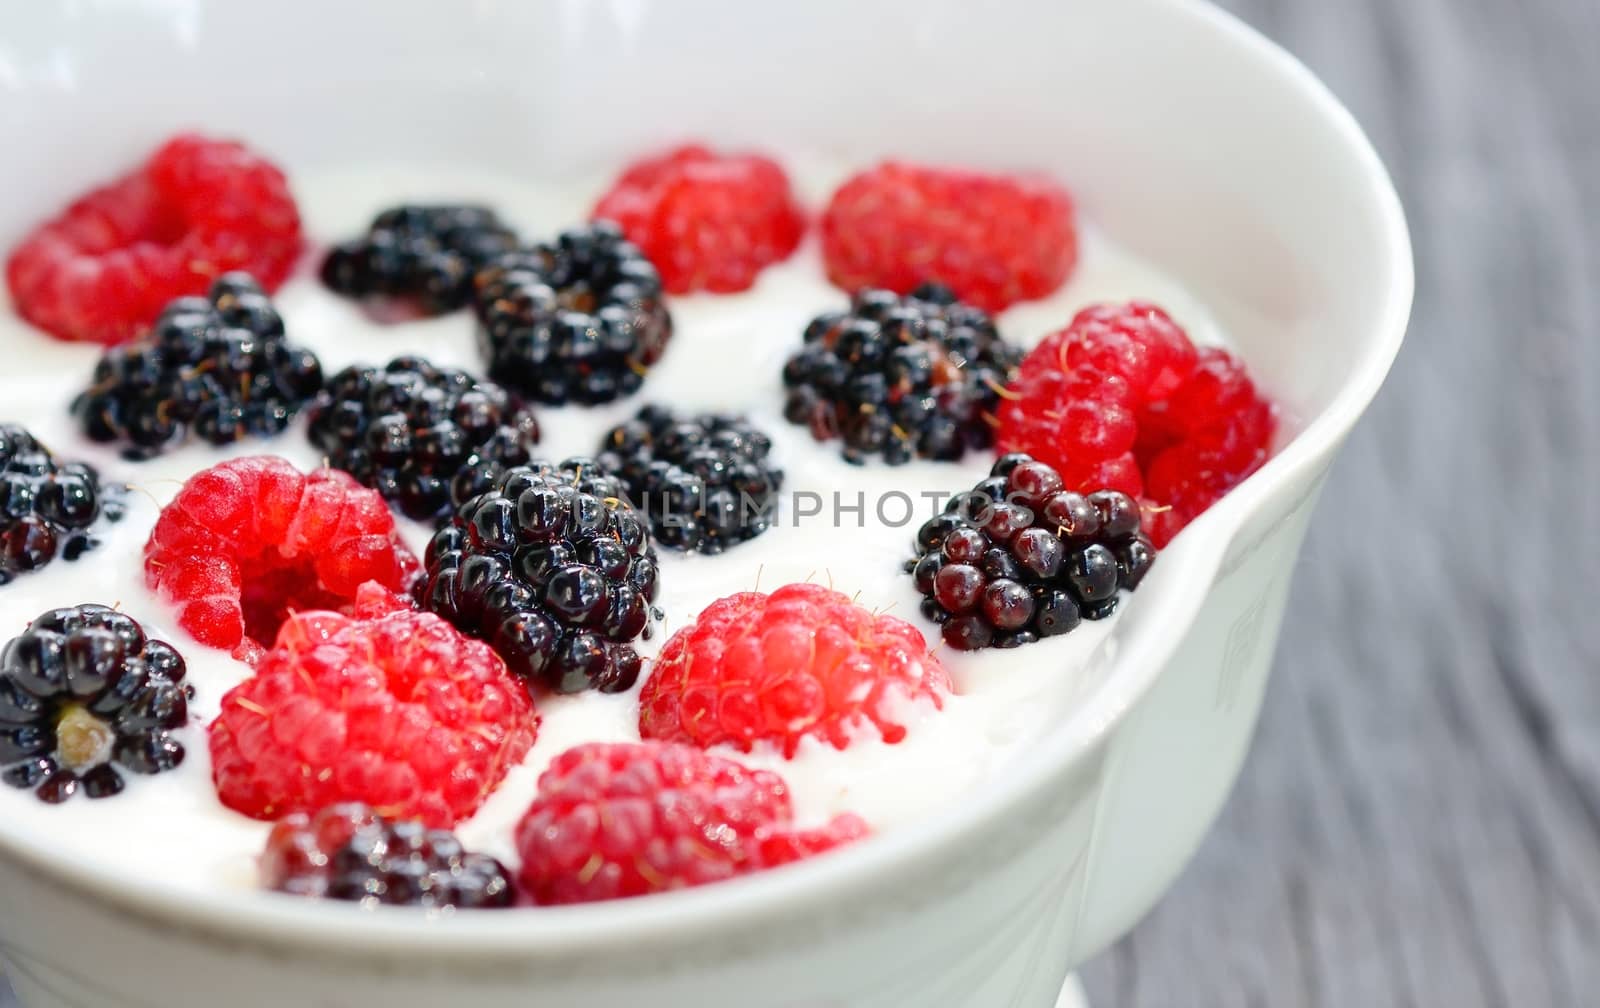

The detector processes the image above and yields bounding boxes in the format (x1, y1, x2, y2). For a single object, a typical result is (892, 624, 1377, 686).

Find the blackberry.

(0, 424, 124, 585)
(72, 273, 323, 460)
(471, 221, 673, 406)
(305, 357, 540, 526)
(420, 458, 660, 695)
(782, 283, 1023, 465)
(596, 406, 782, 554)
(320, 204, 520, 316)
(262, 802, 513, 909)
(0, 604, 190, 802)
(906, 454, 1157, 651)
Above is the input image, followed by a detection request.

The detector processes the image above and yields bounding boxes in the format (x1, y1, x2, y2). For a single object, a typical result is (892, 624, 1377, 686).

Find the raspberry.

(5, 134, 302, 345)
(143, 456, 419, 664)
(996, 303, 1276, 545)
(781, 284, 1022, 465)
(261, 802, 515, 909)
(74, 273, 323, 459)
(210, 605, 537, 827)
(321, 205, 519, 317)
(820, 162, 1077, 312)
(514, 741, 867, 904)
(0, 605, 190, 803)
(639, 582, 951, 757)
(596, 406, 782, 553)
(906, 455, 1156, 651)
(472, 222, 672, 406)
(0, 424, 125, 585)
(592, 144, 805, 294)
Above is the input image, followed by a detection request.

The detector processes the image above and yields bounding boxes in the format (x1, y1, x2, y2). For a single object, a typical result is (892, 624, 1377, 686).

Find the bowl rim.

(0, 0, 1413, 960)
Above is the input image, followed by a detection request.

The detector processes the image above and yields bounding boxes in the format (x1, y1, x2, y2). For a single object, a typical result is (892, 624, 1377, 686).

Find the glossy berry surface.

(640, 582, 951, 756)
(781, 284, 1023, 465)
(5, 134, 301, 345)
(0, 425, 124, 585)
(514, 741, 868, 904)
(0, 605, 189, 803)
(596, 405, 782, 554)
(592, 144, 805, 294)
(211, 604, 537, 828)
(907, 454, 1157, 650)
(306, 356, 540, 526)
(262, 802, 514, 909)
(996, 302, 1276, 545)
(320, 204, 519, 317)
(472, 222, 672, 406)
(820, 162, 1077, 312)
(143, 456, 419, 663)
(73, 273, 322, 459)
(419, 459, 660, 695)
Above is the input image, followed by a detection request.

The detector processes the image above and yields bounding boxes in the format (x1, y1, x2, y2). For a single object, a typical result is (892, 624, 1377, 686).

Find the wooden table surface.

(4, 1, 1594, 1005)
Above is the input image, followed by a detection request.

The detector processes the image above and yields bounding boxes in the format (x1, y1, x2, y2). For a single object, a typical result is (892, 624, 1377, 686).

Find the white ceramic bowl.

(0, 1, 1410, 1005)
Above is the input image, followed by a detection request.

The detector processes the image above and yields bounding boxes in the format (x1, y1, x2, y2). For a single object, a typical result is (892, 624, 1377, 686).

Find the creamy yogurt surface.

(0, 156, 1226, 891)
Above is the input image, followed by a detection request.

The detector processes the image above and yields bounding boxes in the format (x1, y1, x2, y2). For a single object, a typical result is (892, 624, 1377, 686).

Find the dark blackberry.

(0, 604, 190, 802)
(595, 406, 782, 554)
(471, 221, 673, 406)
(320, 204, 520, 316)
(781, 283, 1023, 465)
(262, 802, 513, 910)
(305, 357, 540, 526)
(0, 425, 124, 585)
(72, 273, 322, 460)
(420, 458, 660, 695)
(905, 454, 1157, 651)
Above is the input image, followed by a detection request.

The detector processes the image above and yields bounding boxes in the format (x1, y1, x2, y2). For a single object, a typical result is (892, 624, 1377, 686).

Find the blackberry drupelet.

(0, 604, 190, 802)
(305, 356, 540, 526)
(906, 453, 1157, 651)
(262, 802, 514, 909)
(72, 273, 323, 459)
(320, 204, 520, 316)
(596, 406, 782, 554)
(0, 424, 124, 584)
(420, 458, 660, 695)
(782, 283, 1024, 465)
(471, 221, 673, 406)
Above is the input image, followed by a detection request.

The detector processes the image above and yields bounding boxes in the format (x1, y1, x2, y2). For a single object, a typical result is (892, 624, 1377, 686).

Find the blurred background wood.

(4, 0, 1595, 1005)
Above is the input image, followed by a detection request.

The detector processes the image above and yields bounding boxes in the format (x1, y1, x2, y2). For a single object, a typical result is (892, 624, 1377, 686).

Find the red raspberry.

(639, 582, 951, 758)
(997, 304, 1276, 546)
(143, 456, 419, 664)
(5, 134, 302, 345)
(514, 741, 867, 904)
(592, 144, 804, 294)
(210, 606, 537, 828)
(820, 162, 1077, 312)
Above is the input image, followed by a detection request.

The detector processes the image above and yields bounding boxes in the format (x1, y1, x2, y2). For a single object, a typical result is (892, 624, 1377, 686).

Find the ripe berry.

(143, 456, 419, 663)
(0, 605, 189, 803)
(210, 604, 537, 827)
(321, 205, 519, 317)
(781, 284, 1022, 465)
(419, 459, 660, 695)
(262, 802, 514, 909)
(906, 454, 1157, 650)
(592, 144, 805, 294)
(306, 356, 540, 525)
(639, 582, 951, 757)
(5, 134, 301, 345)
(514, 741, 868, 904)
(74, 273, 322, 459)
(472, 222, 672, 406)
(596, 406, 782, 553)
(0, 425, 124, 585)
(820, 162, 1077, 312)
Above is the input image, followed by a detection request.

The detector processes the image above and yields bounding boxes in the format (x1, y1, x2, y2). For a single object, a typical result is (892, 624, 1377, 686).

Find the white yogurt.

(0, 157, 1227, 890)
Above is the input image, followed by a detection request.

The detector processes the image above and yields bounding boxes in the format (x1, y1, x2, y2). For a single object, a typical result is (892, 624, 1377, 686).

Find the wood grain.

(3, 1, 1593, 1005)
